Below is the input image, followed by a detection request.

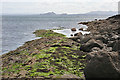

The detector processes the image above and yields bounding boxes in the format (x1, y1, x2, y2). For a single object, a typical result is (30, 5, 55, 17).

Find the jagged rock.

(93, 35, 108, 44)
(79, 36, 91, 44)
(84, 51, 120, 79)
(80, 39, 103, 52)
(107, 41, 115, 47)
(71, 28, 76, 31)
(111, 35, 119, 41)
(107, 40, 120, 52)
(112, 40, 120, 52)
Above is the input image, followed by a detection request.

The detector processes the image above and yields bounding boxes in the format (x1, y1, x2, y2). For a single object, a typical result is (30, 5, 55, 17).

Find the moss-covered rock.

(33, 30, 66, 38)
(2, 29, 86, 79)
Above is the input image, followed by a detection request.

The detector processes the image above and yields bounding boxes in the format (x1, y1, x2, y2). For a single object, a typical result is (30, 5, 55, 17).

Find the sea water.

(1, 15, 109, 54)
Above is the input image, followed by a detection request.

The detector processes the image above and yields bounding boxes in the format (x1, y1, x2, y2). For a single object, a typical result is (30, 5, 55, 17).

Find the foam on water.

(53, 25, 90, 37)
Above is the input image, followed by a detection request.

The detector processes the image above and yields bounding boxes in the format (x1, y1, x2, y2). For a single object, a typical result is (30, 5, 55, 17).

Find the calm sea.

(1, 15, 109, 54)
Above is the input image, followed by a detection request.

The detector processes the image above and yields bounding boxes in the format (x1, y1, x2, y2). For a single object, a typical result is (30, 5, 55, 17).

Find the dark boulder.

(70, 34, 73, 36)
(71, 28, 76, 31)
(78, 22, 89, 25)
(107, 40, 120, 52)
(112, 40, 120, 52)
(84, 51, 120, 79)
(93, 35, 108, 44)
(80, 39, 103, 52)
(107, 41, 115, 47)
(74, 32, 82, 36)
(79, 36, 91, 44)
(110, 35, 120, 41)
(79, 28, 84, 31)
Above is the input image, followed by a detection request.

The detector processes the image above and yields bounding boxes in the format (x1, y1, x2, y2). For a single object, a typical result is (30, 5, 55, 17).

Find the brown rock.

(84, 51, 120, 79)
(112, 40, 120, 52)
(71, 28, 76, 31)
(93, 35, 108, 44)
(78, 22, 89, 25)
(79, 36, 91, 44)
(79, 28, 84, 31)
(74, 32, 82, 36)
(80, 39, 103, 52)
(70, 34, 73, 36)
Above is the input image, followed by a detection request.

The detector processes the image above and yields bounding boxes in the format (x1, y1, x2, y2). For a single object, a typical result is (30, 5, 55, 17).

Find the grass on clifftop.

(33, 30, 66, 38)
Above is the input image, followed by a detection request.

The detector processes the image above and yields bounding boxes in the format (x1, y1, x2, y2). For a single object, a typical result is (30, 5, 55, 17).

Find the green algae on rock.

(33, 30, 66, 38)
(2, 29, 86, 79)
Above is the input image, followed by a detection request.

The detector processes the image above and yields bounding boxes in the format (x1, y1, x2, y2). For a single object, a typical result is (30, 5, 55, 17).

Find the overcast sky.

(0, 0, 119, 14)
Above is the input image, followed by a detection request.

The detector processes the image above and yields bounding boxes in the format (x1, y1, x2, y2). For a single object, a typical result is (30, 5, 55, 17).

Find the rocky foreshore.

(1, 30, 86, 80)
(1, 15, 120, 80)
(75, 14, 120, 79)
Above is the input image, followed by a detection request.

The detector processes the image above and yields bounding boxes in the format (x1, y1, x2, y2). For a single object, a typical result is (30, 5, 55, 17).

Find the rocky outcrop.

(2, 35, 86, 79)
(84, 51, 120, 79)
(76, 14, 120, 79)
(80, 39, 103, 52)
(2, 14, 120, 79)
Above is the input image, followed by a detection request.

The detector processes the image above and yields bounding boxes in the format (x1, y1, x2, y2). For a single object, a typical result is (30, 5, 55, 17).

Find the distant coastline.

(2, 11, 117, 16)
(40, 11, 118, 16)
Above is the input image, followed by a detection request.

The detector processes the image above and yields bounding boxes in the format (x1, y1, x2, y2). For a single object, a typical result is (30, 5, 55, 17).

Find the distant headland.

(40, 11, 118, 16)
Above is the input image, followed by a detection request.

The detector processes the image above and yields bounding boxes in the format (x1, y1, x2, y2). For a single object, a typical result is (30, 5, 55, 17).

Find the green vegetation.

(33, 30, 66, 38)
(2, 29, 86, 79)
(2, 45, 86, 78)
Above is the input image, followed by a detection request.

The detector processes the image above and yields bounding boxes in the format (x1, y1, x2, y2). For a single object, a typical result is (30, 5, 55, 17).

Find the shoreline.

(1, 14, 120, 79)
(2, 29, 86, 79)
(1, 24, 89, 55)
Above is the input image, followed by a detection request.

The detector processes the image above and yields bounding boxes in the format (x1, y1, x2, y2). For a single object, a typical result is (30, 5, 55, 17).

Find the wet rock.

(80, 39, 103, 52)
(69, 36, 81, 41)
(95, 19, 97, 21)
(78, 22, 89, 25)
(79, 28, 84, 31)
(70, 35, 85, 43)
(71, 28, 76, 31)
(74, 32, 82, 36)
(70, 34, 73, 36)
(84, 51, 120, 79)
